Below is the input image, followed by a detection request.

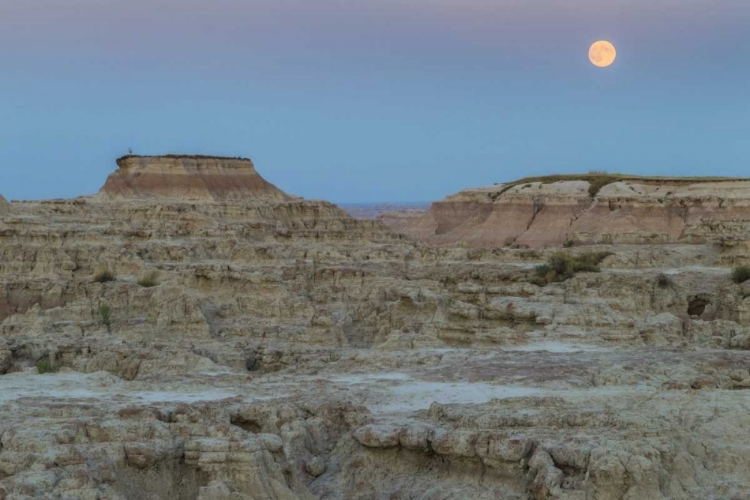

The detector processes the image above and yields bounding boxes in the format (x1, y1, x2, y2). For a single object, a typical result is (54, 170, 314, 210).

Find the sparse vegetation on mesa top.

(93, 266, 116, 283)
(494, 173, 750, 200)
(137, 271, 160, 288)
(732, 265, 750, 284)
(532, 251, 612, 286)
(116, 154, 251, 164)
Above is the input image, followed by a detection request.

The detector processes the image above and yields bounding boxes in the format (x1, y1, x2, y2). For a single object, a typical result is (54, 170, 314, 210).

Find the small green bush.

(532, 251, 612, 286)
(98, 303, 112, 332)
(137, 271, 160, 288)
(563, 239, 575, 248)
(93, 267, 116, 283)
(656, 273, 673, 288)
(36, 358, 57, 374)
(732, 265, 750, 284)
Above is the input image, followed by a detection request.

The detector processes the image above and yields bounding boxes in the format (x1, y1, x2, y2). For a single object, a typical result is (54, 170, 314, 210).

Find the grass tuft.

(36, 358, 58, 374)
(93, 266, 116, 283)
(532, 251, 612, 286)
(656, 273, 673, 288)
(98, 303, 112, 332)
(137, 271, 160, 288)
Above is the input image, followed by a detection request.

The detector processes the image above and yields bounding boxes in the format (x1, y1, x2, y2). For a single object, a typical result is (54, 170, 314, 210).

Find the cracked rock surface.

(3, 160, 750, 499)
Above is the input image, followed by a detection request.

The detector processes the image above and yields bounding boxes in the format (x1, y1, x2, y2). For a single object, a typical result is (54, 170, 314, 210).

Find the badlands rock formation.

(100, 155, 291, 201)
(341, 203, 430, 221)
(382, 175, 750, 247)
(3, 161, 750, 499)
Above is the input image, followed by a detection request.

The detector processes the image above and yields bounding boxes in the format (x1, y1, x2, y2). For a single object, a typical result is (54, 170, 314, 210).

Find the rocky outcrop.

(7, 160, 750, 499)
(0, 194, 9, 211)
(383, 177, 750, 247)
(100, 155, 292, 201)
(376, 208, 435, 241)
(342, 203, 430, 220)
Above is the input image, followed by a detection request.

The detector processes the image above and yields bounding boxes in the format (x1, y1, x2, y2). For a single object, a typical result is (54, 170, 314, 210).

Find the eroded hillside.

(2, 160, 750, 499)
(381, 174, 750, 248)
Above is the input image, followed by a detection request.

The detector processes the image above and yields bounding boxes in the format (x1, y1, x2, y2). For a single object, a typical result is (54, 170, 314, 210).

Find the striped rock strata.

(382, 177, 750, 247)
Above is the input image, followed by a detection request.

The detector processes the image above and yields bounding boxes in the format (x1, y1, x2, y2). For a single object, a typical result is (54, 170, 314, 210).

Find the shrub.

(656, 273, 673, 288)
(532, 251, 612, 286)
(98, 303, 112, 332)
(36, 358, 57, 374)
(93, 266, 116, 283)
(572, 251, 612, 272)
(563, 239, 575, 248)
(322, 351, 341, 363)
(732, 265, 750, 284)
(137, 271, 160, 288)
(548, 254, 575, 279)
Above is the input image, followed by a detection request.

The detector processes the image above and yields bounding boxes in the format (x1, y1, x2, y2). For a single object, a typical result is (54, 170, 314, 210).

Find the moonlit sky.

(2, 1, 749, 202)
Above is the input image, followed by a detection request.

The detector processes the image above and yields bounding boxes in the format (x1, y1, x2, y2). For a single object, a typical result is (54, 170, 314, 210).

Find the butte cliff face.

(100, 155, 291, 201)
(383, 175, 750, 247)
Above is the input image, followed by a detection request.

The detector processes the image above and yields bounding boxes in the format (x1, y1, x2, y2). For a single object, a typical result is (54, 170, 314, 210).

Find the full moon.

(589, 41, 617, 68)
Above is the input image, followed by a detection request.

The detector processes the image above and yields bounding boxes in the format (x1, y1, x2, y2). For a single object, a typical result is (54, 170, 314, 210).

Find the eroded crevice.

(113, 460, 208, 500)
(230, 415, 262, 434)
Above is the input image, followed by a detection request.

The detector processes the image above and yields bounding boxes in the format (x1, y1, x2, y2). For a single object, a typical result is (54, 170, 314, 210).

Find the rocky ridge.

(3, 161, 750, 499)
(381, 175, 750, 248)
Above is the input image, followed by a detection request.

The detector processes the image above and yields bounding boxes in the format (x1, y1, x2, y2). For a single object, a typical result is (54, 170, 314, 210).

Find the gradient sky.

(2, 1, 749, 202)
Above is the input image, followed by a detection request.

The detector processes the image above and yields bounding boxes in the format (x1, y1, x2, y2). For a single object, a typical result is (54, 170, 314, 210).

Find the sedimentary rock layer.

(100, 155, 291, 201)
(6, 160, 750, 499)
(384, 178, 750, 247)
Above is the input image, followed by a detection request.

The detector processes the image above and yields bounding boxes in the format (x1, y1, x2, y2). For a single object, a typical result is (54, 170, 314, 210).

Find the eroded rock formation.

(383, 177, 750, 247)
(2, 162, 750, 499)
(100, 155, 292, 201)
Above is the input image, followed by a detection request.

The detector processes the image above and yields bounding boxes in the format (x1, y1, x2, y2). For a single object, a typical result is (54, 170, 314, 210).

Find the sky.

(1, 0, 749, 202)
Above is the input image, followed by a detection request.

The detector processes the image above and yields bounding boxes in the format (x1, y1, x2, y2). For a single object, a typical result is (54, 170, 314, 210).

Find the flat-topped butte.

(102, 154, 289, 201)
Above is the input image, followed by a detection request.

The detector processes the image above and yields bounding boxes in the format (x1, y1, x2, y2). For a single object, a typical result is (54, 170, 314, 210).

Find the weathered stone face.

(100, 155, 292, 202)
(6, 162, 750, 499)
(382, 178, 750, 247)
